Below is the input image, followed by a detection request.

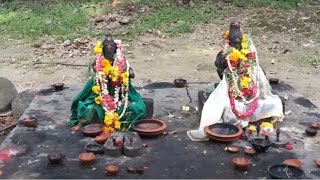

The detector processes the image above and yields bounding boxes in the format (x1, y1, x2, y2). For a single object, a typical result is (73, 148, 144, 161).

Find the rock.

(11, 89, 37, 119)
(118, 17, 131, 24)
(103, 132, 124, 157)
(0, 77, 18, 113)
(73, 39, 82, 47)
(63, 40, 72, 47)
(123, 132, 143, 157)
(106, 21, 121, 29)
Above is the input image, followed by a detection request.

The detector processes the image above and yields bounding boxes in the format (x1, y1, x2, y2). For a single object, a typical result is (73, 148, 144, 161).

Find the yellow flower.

(122, 72, 129, 85)
(114, 121, 121, 129)
(101, 59, 111, 68)
(92, 85, 100, 94)
(241, 49, 250, 55)
(229, 52, 239, 62)
(234, 49, 247, 61)
(224, 31, 229, 39)
(241, 76, 251, 88)
(103, 66, 112, 75)
(94, 96, 103, 104)
(111, 67, 120, 82)
(123, 78, 128, 86)
(113, 112, 119, 120)
(96, 42, 102, 48)
(94, 47, 102, 54)
(104, 114, 113, 125)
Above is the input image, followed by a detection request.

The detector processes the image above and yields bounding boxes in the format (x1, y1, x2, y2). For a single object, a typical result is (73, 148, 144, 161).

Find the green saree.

(69, 77, 146, 130)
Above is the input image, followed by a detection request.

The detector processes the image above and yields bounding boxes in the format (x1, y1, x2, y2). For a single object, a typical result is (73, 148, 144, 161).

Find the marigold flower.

(229, 52, 239, 62)
(92, 85, 100, 94)
(114, 121, 121, 129)
(101, 59, 111, 68)
(224, 31, 229, 39)
(103, 66, 112, 75)
(104, 114, 113, 125)
(94, 96, 103, 104)
(94, 47, 102, 54)
(241, 76, 251, 88)
(96, 42, 102, 48)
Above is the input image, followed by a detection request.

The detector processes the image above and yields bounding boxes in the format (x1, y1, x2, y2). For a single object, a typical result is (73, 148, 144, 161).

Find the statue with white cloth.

(187, 21, 284, 141)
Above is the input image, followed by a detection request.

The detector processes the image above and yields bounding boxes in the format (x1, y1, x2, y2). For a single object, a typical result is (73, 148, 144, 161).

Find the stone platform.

(0, 82, 320, 179)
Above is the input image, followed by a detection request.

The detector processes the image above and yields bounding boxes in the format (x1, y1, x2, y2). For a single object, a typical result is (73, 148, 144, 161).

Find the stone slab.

(0, 82, 319, 179)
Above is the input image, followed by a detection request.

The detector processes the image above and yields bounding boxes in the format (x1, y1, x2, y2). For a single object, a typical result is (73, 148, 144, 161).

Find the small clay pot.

(269, 78, 279, 84)
(105, 165, 119, 175)
(94, 134, 109, 145)
(310, 122, 319, 130)
(52, 83, 64, 91)
(233, 157, 250, 170)
(47, 153, 65, 164)
(79, 153, 95, 165)
(227, 146, 239, 153)
(22, 117, 37, 127)
(305, 128, 317, 136)
(85, 144, 104, 155)
(283, 159, 303, 168)
(174, 79, 187, 88)
(244, 148, 256, 155)
(314, 160, 320, 168)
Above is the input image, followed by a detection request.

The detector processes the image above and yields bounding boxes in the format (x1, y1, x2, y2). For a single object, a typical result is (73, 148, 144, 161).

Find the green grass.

(0, 0, 112, 41)
(0, 0, 218, 41)
(0, 0, 318, 41)
(126, 1, 218, 38)
(233, 0, 319, 9)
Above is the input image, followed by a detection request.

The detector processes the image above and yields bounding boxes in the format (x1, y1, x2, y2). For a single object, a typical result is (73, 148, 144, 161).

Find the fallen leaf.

(284, 95, 289, 100)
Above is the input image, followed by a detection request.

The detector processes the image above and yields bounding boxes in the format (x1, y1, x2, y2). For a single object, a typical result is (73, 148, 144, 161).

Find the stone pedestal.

(270, 133, 290, 148)
(103, 132, 144, 157)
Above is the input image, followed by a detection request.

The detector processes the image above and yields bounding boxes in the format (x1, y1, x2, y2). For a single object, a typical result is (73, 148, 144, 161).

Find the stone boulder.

(11, 89, 37, 119)
(0, 77, 18, 113)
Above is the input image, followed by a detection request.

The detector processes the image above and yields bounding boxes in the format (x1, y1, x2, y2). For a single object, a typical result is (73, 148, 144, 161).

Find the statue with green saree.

(69, 35, 147, 137)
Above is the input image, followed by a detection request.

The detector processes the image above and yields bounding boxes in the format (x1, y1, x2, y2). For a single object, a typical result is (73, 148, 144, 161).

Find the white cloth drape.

(187, 65, 284, 141)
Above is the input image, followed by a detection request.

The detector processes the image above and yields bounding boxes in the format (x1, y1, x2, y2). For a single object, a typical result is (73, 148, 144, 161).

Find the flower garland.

(223, 31, 260, 120)
(91, 40, 130, 133)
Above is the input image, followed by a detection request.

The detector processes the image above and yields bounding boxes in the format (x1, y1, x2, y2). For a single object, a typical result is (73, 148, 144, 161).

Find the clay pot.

(22, 117, 37, 127)
(310, 122, 319, 129)
(52, 83, 64, 91)
(204, 123, 243, 142)
(227, 146, 239, 153)
(94, 134, 109, 145)
(132, 119, 167, 137)
(81, 124, 103, 137)
(47, 153, 65, 164)
(174, 79, 186, 88)
(314, 160, 320, 168)
(269, 78, 279, 84)
(105, 165, 119, 175)
(305, 128, 317, 136)
(233, 157, 250, 170)
(244, 148, 256, 155)
(283, 159, 303, 168)
(85, 144, 104, 155)
(250, 138, 272, 152)
(79, 153, 95, 165)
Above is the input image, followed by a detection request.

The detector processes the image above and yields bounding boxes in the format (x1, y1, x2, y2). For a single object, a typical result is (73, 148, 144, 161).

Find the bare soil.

(0, 4, 319, 105)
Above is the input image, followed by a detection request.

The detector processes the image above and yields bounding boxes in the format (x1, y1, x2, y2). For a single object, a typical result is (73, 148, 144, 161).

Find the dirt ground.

(0, 4, 319, 105)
